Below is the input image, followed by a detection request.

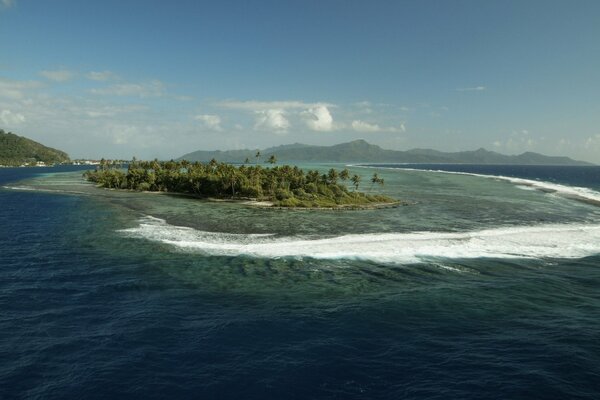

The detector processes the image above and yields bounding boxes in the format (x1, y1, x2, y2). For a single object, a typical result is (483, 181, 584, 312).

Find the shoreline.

(242, 199, 409, 210)
(98, 186, 408, 210)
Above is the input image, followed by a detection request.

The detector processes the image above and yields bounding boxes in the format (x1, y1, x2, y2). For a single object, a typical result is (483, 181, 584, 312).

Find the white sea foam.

(2, 185, 38, 191)
(479, 174, 600, 205)
(354, 165, 600, 206)
(2, 185, 87, 195)
(119, 216, 600, 263)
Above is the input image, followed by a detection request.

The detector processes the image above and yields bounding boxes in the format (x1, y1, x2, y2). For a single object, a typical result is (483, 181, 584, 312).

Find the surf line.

(119, 216, 600, 263)
(351, 165, 600, 207)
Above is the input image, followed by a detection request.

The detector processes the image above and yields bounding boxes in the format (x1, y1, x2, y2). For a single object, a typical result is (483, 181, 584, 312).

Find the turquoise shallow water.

(1, 164, 599, 399)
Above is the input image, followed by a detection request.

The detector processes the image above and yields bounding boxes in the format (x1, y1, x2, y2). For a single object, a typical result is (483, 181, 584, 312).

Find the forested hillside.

(0, 129, 70, 166)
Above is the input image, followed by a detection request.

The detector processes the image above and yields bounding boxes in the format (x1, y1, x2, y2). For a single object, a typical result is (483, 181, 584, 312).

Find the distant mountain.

(177, 139, 592, 166)
(0, 129, 70, 166)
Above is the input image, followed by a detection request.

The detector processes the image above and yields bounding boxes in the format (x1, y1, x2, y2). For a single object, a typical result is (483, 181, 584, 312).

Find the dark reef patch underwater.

(1, 164, 600, 399)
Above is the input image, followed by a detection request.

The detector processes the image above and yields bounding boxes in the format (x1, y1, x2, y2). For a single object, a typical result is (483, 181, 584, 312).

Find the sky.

(1, 0, 599, 162)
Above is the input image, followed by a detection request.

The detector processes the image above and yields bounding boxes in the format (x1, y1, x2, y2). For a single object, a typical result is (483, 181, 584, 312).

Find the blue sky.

(1, 0, 599, 162)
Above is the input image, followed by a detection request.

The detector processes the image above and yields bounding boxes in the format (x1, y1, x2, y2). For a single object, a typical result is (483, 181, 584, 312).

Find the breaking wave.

(355, 165, 600, 206)
(119, 216, 600, 263)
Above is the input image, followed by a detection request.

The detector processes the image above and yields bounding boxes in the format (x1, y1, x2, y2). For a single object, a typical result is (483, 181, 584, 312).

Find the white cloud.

(0, 109, 26, 125)
(40, 69, 75, 82)
(303, 105, 334, 132)
(0, 78, 42, 99)
(86, 70, 117, 81)
(456, 86, 486, 92)
(98, 123, 176, 149)
(219, 99, 336, 133)
(218, 99, 408, 134)
(352, 120, 381, 133)
(351, 119, 405, 133)
(91, 80, 165, 98)
(194, 114, 222, 131)
(254, 109, 290, 133)
(218, 100, 331, 110)
(354, 101, 373, 114)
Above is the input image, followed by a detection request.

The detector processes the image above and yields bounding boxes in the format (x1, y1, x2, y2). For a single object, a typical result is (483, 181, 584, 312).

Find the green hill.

(0, 129, 70, 166)
(178, 139, 592, 166)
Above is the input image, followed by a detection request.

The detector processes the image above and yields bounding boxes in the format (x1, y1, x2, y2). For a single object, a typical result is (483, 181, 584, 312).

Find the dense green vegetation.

(84, 159, 397, 208)
(0, 129, 70, 166)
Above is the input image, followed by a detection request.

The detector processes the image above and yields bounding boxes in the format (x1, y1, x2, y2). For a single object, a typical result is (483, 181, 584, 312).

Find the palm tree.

(327, 168, 339, 184)
(223, 166, 239, 197)
(351, 174, 361, 191)
(267, 154, 277, 164)
(370, 173, 384, 190)
(255, 151, 261, 165)
(84, 158, 394, 207)
(209, 158, 218, 172)
(307, 170, 320, 184)
(340, 168, 350, 182)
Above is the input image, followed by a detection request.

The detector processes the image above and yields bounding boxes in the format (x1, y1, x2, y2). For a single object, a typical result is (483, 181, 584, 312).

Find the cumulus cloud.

(86, 70, 117, 81)
(194, 114, 222, 131)
(219, 99, 335, 133)
(352, 120, 382, 133)
(303, 105, 334, 132)
(351, 119, 405, 133)
(91, 80, 165, 98)
(456, 86, 486, 92)
(0, 109, 26, 125)
(40, 69, 75, 82)
(254, 109, 290, 133)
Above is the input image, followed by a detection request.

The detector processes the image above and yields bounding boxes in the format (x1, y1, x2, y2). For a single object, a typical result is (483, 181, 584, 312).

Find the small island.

(84, 159, 400, 209)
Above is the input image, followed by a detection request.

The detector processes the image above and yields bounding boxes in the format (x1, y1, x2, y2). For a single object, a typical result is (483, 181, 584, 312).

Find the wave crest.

(119, 217, 600, 263)
(357, 166, 600, 206)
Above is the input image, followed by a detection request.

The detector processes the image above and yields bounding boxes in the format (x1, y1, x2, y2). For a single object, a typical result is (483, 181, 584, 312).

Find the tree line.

(84, 158, 392, 208)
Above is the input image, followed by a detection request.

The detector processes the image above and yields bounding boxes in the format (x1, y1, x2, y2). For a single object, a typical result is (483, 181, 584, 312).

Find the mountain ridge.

(178, 139, 592, 166)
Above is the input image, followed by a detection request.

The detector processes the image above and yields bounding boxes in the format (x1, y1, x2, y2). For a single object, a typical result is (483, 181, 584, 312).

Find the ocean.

(1, 164, 599, 399)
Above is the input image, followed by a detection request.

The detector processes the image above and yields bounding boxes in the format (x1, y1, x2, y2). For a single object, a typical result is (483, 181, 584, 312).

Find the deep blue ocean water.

(1, 165, 600, 399)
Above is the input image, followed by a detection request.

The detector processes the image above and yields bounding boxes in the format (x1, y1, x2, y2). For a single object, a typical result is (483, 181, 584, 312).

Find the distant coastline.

(178, 139, 593, 166)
